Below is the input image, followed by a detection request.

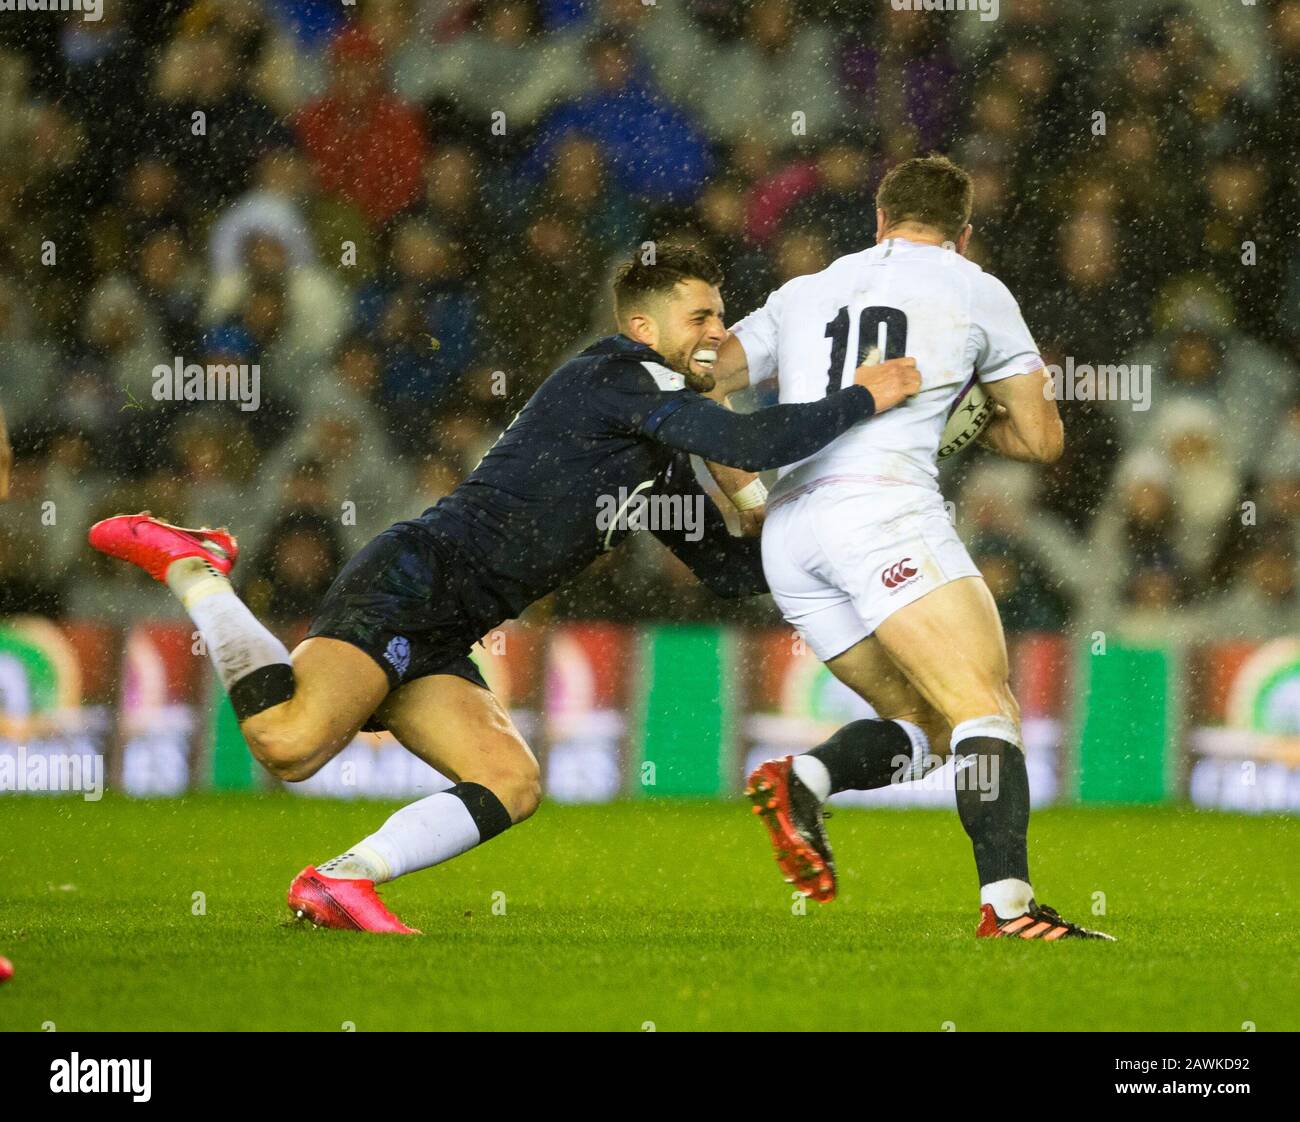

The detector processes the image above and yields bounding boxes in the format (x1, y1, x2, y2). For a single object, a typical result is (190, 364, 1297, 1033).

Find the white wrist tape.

(731, 478, 768, 511)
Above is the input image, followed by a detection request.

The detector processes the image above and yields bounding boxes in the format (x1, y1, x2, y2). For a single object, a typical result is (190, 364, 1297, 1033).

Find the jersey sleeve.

(970, 275, 1044, 384)
(728, 285, 784, 386)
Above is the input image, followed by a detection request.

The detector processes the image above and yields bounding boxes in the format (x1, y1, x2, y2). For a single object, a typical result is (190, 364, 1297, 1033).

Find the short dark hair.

(875, 154, 974, 242)
(612, 242, 723, 325)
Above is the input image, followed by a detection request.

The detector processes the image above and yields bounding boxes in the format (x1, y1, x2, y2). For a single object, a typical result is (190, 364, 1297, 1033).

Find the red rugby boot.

(287, 866, 421, 935)
(88, 513, 238, 582)
(746, 756, 836, 902)
(976, 900, 1115, 941)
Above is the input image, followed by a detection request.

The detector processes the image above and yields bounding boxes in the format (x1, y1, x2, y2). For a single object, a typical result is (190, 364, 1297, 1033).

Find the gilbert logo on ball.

(939, 381, 994, 459)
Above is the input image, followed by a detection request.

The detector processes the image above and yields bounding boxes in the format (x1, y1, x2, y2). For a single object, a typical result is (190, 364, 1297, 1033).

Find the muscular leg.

(373, 673, 541, 823)
(745, 631, 960, 903)
(825, 633, 952, 757)
(871, 575, 1019, 732)
(872, 575, 1034, 918)
(788, 634, 953, 801)
(159, 552, 392, 783)
(314, 673, 541, 885)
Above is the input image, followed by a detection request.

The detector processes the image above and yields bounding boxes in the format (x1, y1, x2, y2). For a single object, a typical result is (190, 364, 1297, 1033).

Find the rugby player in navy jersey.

(89, 244, 920, 933)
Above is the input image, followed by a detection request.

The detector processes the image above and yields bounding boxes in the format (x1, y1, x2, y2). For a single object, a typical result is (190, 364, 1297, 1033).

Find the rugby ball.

(938, 381, 994, 459)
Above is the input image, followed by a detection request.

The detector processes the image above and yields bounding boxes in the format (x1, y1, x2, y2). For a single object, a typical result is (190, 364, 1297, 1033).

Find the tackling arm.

(650, 356, 919, 473)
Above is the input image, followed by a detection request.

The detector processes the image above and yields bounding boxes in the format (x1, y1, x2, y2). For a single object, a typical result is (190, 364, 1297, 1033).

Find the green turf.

(0, 795, 1294, 1031)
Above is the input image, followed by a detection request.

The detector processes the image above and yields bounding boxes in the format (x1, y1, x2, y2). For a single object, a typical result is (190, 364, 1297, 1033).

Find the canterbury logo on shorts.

(880, 558, 918, 589)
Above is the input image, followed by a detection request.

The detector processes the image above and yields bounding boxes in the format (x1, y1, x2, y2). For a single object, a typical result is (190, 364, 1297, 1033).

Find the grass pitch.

(0, 795, 1294, 1031)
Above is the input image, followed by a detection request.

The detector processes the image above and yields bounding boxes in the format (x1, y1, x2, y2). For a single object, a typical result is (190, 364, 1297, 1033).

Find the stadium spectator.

(260, 407, 408, 552)
(840, 6, 958, 154)
(79, 275, 167, 422)
(1193, 149, 1285, 339)
(1122, 321, 1297, 466)
(208, 148, 318, 277)
(969, 533, 1071, 634)
(1088, 450, 1202, 627)
(0, 438, 66, 616)
(354, 218, 478, 429)
(1025, 209, 1147, 363)
(295, 27, 428, 225)
(676, 0, 845, 151)
(169, 416, 249, 540)
(482, 211, 604, 384)
(206, 226, 350, 361)
(1206, 528, 1300, 640)
(586, 0, 711, 109)
(782, 134, 878, 259)
(772, 226, 831, 286)
(954, 459, 1081, 613)
(395, 0, 584, 131)
(690, 176, 773, 320)
(133, 226, 203, 358)
(739, 141, 821, 246)
(532, 133, 640, 257)
(0, 277, 57, 432)
(417, 143, 496, 256)
(113, 157, 191, 246)
(522, 31, 715, 205)
(0, 0, 1295, 644)
(148, 27, 290, 207)
(242, 508, 347, 625)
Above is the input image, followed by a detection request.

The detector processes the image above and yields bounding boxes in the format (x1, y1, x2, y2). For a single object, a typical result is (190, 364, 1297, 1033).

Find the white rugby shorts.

(761, 478, 981, 661)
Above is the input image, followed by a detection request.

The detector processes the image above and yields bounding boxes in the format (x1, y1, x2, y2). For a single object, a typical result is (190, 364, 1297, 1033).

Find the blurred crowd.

(0, 0, 1297, 645)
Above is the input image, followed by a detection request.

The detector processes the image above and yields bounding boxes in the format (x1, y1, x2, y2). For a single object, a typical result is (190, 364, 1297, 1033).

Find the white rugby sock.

(981, 878, 1036, 920)
(316, 843, 392, 882)
(165, 557, 290, 696)
(319, 786, 510, 883)
(790, 753, 832, 802)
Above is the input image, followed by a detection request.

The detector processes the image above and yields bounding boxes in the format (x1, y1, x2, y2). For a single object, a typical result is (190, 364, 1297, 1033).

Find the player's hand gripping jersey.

(731, 238, 1043, 501)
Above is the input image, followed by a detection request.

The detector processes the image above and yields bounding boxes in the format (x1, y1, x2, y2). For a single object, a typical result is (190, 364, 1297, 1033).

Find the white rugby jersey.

(730, 238, 1043, 498)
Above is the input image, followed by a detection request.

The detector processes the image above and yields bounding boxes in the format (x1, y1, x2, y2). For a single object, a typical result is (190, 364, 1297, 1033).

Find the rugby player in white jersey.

(710, 155, 1113, 940)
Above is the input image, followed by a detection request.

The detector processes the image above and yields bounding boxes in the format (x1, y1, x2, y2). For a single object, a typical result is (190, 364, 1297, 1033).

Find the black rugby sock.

(952, 735, 1031, 886)
(808, 719, 916, 795)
